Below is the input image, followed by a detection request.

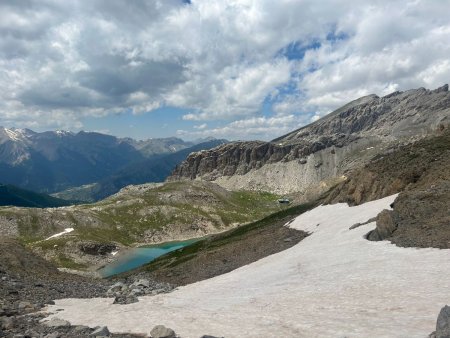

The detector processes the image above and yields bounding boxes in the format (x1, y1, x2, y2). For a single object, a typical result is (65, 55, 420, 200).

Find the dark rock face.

(436, 305, 450, 338)
(170, 86, 450, 184)
(78, 242, 117, 256)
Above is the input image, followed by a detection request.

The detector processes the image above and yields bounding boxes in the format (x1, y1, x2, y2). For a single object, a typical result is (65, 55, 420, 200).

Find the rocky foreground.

(0, 238, 189, 338)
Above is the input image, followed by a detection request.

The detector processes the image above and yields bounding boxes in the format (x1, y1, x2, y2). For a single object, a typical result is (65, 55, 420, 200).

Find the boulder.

(90, 326, 110, 337)
(108, 282, 125, 293)
(44, 332, 61, 338)
(367, 209, 397, 241)
(437, 305, 450, 338)
(113, 295, 138, 305)
(150, 325, 176, 338)
(17, 301, 36, 312)
(1, 316, 15, 330)
(44, 318, 71, 328)
(133, 279, 150, 288)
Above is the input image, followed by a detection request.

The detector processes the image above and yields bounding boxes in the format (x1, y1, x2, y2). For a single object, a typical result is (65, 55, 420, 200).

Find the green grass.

(141, 201, 315, 272)
(56, 254, 87, 269)
(3, 180, 295, 271)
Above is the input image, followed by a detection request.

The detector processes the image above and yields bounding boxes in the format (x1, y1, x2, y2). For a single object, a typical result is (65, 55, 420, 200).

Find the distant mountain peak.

(54, 130, 73, 137)
(2, 127, 28, 142)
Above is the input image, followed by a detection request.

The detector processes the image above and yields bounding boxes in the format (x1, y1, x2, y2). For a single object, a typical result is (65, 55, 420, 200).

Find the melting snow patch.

(45, 228, 74, 241)
(44, 195, 450, 338)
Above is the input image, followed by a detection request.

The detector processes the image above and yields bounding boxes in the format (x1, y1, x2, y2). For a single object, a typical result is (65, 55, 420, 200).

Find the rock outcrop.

(436, 305, 450, 338)
(150, 325, 176, 338)
(78, 242, 117, 256)
(366, 209, 398, 241)
(170, 85, 450, 195)
(327, 129, 450, 249)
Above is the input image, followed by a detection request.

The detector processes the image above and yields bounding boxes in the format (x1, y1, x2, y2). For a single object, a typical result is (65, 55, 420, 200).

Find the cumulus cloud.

(0, 0, 449, 136)
(177, 114, 312, 141)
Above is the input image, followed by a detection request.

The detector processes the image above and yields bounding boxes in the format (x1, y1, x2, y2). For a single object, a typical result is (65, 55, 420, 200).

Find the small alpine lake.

(98, 238, 199, 278)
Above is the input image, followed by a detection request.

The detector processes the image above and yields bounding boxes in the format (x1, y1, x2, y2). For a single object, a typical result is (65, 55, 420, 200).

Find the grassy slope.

(0, 181, 289, 268)
(120, 201, 316, 284)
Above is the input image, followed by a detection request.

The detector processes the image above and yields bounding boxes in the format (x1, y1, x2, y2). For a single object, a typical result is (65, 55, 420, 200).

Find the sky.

(0, 0, 449, 141)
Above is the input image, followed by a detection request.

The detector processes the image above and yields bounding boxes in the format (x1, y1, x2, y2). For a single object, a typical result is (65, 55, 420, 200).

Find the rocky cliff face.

(170, 85, 450, 195)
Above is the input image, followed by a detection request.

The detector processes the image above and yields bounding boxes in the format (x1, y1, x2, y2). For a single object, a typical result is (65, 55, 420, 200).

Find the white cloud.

(193, 123, 207, 130)
(177, 114, 311, 141)
(0, 0, 449, 136)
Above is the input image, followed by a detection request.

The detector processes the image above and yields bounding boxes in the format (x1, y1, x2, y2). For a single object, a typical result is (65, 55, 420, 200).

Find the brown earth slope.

(325, 128, 450, 249)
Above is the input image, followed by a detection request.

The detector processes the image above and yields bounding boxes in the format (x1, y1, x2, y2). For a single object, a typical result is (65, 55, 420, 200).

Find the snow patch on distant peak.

(55, 130, 72, 136)
(4, 128, 24, 141)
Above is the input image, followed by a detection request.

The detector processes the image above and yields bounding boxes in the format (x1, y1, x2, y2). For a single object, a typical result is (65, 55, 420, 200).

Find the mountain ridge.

(169, 85, 450, 196)
(0, 183, 74, 208)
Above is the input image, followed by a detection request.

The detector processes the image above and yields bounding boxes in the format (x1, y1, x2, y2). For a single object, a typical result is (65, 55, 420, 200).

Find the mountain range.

(53, 138, 228, 202)
(0, 128, 225, 197)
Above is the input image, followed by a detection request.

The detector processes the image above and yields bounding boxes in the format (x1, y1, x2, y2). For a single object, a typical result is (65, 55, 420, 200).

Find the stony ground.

(0, 238, 175, 338)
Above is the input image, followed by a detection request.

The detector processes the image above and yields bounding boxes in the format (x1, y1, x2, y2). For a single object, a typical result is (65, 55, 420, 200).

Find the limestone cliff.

(169, 85, 450, 195)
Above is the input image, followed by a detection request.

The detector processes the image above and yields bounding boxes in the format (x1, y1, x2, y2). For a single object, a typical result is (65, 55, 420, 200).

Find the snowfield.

(43, 195, 450, 337)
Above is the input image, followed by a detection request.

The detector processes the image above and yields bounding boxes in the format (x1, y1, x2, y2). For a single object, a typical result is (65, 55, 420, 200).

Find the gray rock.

(133, 279, 150, 288)
(24, 329, 39, 337)
(72, 325, 90, 333)
(349, 217, 376, 230)
(108, 282, 124, 293)
(437, 305, 450, 338)
(1, 316, 15, 330)
(150, 325, 176, 338)
(18, 301, 35, 312)
(44, 317, 71, 328)
(44, 332, 61, 338)
(113, 295, 138, 305)
(367, 210, 397, 241)
(130, 288, 143, 296)
(90, 326, 110, 337)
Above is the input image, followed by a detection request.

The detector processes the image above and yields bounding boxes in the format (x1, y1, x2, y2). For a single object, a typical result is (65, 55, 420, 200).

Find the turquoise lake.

(98, 238, 199, 277)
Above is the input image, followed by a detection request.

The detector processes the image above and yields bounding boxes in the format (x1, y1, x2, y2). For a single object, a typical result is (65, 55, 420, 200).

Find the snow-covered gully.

(43, 195, 450, 337)
(44, 228, 74, 241)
